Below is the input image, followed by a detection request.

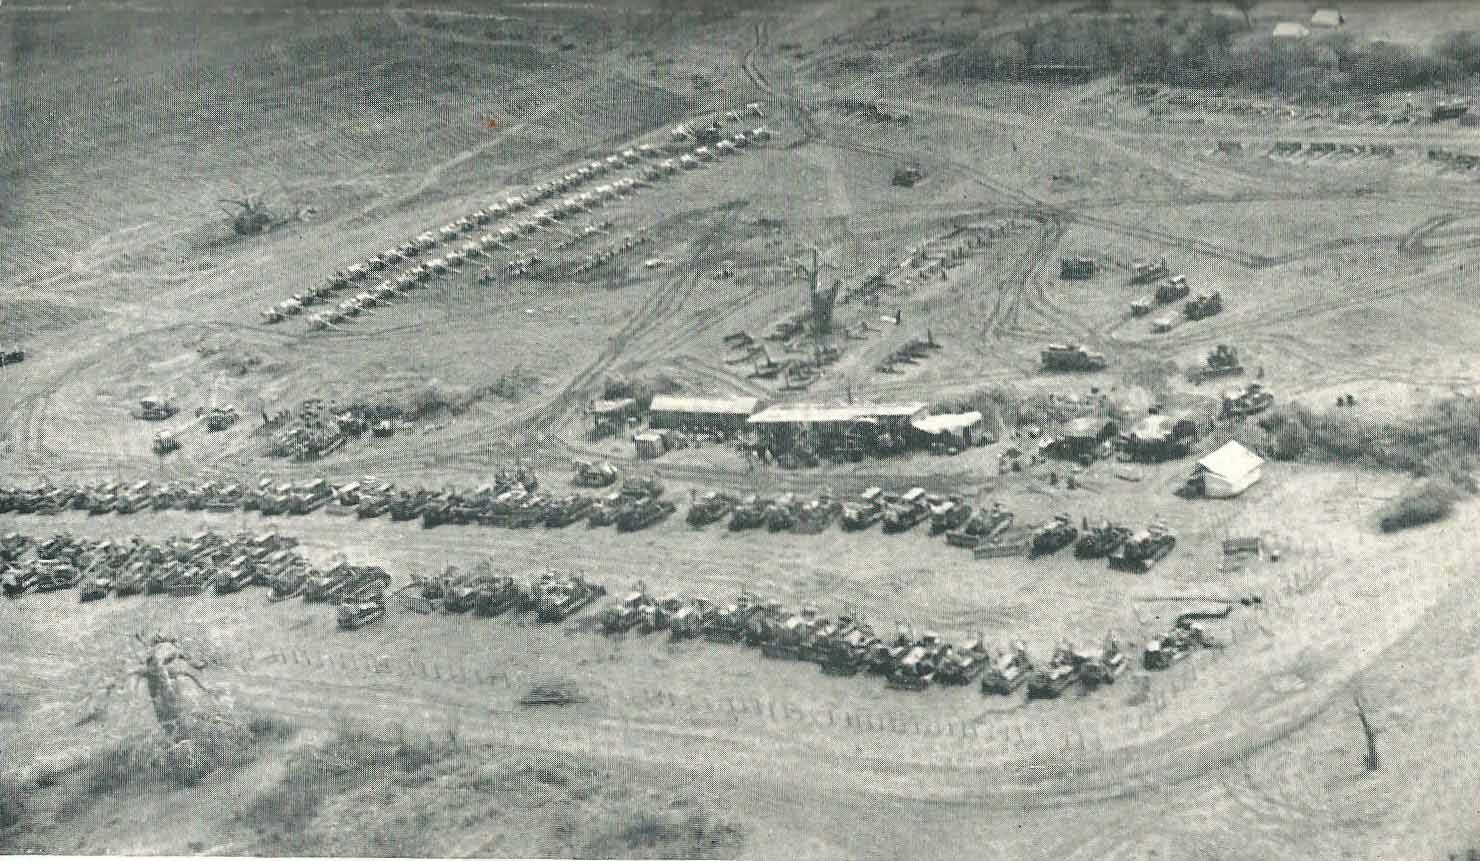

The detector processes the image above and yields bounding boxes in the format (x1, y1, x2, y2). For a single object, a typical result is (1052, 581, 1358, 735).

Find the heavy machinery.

(1026, 642, 1081, 699)
(795, 495, 840, 534)
(728, 495, 770, 531)
(152, 431, 180, 456)
(136, 397, 178, 421)
(337, 590, 387, 630)
(882, 487, 930, 533)
(0, 347, 26, 367)
(1191, 344, 1244, 383)
(616, 496, 675, 532)
(928, 495, 971, 534)
(573, 459, 619, 488)
(205, 406, 240, 432)
(586, 492, 626, 528)
(267, 566, 310, 602)
(667, 600, 712, 641)
(600, 589, 653, 634)
(892, 164, 927, 188)
(1144, 621, 1219, 670)
(544, 494, 594, 528)
(1129, 297, 1153, 316)
(686, 491, 739, 527)
(1075, 634, 1130, 689)
(1184, 291, 1223, 321)
(819, 625, 880, 675)
(1432, 98, 1472, 121)
(840, 487, 885, 531)
(936, 638, 991, 686)
(1129, 256, 1169, 284)
(1040, 343, 1107, 372)
(79, 575, 113, 603)
(946, 501, 1013, 548)
(764, 494, 801, 532)
(980, 642, 1034, 695)
(1108, 521, 1177, 572)
(534, 574, 607, 622)
(1029, 514, 1078, 559)
(1154, 275, 1189, 304)
(1074, 521, 1132, 559)
(1220, 382, 1274, 418)
(214, 556, 258, 594)
(472, 576, 523, 617)
(621, 474, 663, 499)
(1059, 257, 1098, 279)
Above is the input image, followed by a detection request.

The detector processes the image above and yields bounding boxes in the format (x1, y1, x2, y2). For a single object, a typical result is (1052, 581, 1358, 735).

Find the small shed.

(1310, 9, 1344, 29)
(633, 431, 666, 460)
(1192, 440, 1264, 498)
(588, 398, 638, 438)
(1272, 22, 1311, 40)
(911, 411, 985, 447)
(649, 395, 763, 435)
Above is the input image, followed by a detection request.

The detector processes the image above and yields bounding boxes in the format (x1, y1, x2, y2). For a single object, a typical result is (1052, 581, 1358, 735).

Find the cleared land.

(5, 1, 1480, 858)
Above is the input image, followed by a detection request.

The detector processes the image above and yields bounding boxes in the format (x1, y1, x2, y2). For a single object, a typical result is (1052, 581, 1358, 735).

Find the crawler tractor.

(1029, 514, 1078, 559)
(928, 495, 971, 534)
(1040, 343, 1107, 373)
(840, 487, 885, 531)
(1074, 521, 1132, 559)
(686, 491, 739, 527)
(946, 501, 1013, 548)
(616, 496, 675, 532)
(1026, 642, 1081, 699)
(1108, 522, 1177, 572)
(882, 488, 930, 533)
(981, 642, 1034, 695)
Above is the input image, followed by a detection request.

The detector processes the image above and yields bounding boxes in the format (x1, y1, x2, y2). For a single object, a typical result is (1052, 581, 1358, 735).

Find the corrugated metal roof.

(748, 402, 927, 424)
(588, 398, 636, 414)
(649, 395, 762, 415)
(912, 411, 983, 434)
(1196, 440, 1264, 478)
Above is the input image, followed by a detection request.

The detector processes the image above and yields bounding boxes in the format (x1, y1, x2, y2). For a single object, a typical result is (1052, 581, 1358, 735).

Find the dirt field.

(6, 0, 1480, 858)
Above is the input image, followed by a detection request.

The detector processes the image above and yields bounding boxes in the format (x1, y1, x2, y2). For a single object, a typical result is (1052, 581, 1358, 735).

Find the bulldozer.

(795, 495, 841, 534)
(728, 494, 770, 531)
(1040, 343, 1107, 372)
(337, 589, 387, 630)
(1129, 256, 1169, 284)
(928, 495, 971, 534)
(1108, 521, 1177, 572)
(534, 574, 607, 622)
(1075, 633, 1129, 689)
(1144, 621, 1219, 670)
(1029, 513, 1078, 559)
(152, 431, 180, 456)
(882, 487, 930, 533)
(1074, 520, 1132, 559)
(946, 501, 1013, 548)
(601, 589, 654, 634)
(1190, 344, 1244, 383)
(764, 494, 801, 532)
(1026, 642, 1081, 699)
(1059, 257, 1098, 280)
(616, 496, 676, 532)
(980, 642, 1034, 695)
(205, 405, 240, 432)
(1221, 382, 1274, 418)
(840, 487, 885, 531)
(544, 494, 594, 528)
(136, 397, 178, 421)
(687, 490, 739, 527)
(573, 459, 618, 488)
(1184, 291, 1223, 321)
(1154, 275, 1189, 304)
(620, 474, 662, 499)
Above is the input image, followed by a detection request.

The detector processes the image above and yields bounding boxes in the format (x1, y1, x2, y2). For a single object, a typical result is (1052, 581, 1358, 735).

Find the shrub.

(1379, 481, 1459, 532)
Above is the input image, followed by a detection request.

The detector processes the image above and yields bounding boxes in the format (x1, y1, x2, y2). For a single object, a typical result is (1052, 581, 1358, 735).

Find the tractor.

(152, 431, 180, 456)
(1129, 256, 1169, 285)
(728, 495, 770, 531)
(1041, 343, 1107, 372)
(1192, 344, 1244, 383)
(1221, 382, 1274, 418)
(840, 487, 886, 531)
(686, 491, 739, 527)
(980, 642, 1034, 695)
(882, 487, 930, 533)
(1108, 521, 1177, 572)
(1074, 520, 1133, 559)
(1184, 291, 1223, 321)
(928, 495, 972, 535)
(573, 459, 616, 487)
(1029, 513, 1078, 559)
(946, 501, 1013, 548)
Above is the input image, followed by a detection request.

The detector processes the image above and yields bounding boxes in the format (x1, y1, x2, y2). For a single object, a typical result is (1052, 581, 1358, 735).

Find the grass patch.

(576, 803, 744, 860)
(1379, 481, 1460, 532)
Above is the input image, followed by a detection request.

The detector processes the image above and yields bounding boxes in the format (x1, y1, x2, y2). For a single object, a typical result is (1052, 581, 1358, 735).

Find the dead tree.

(1352, 687, 1380, 771)
(218, 194, 275, 236)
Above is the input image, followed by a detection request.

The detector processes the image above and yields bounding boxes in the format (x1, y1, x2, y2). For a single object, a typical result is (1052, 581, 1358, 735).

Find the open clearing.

(5, 1, 1480, 858)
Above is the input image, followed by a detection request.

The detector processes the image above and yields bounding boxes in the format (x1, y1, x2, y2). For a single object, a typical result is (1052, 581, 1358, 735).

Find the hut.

(1190, 441, 1264, 498)
(588, 398, 638, 438)
(632, 431, 666, 460)
(648, 395, 763, 436)
(747, 402, 927, 458)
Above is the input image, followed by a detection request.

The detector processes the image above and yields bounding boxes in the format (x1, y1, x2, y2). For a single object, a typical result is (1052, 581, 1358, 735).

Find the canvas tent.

(911, 411, 985, 446)
(1310, 9, 1343, 29)
(1272, 22, 1310, 39)
(1191, 440, 1264, 498)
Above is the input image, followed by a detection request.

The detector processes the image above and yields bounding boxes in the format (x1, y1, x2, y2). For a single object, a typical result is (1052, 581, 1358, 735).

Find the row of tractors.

(395, 566, 607, 623)
(0, 471, 1177, 570)
(0, 529, 392, 630)
(269, 123, 773, 330)
(593, 587, 1223, 697)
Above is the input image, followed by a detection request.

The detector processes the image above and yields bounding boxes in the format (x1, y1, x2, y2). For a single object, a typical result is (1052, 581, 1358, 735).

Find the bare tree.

(218, 194, 276, 236)
(80, 633, 221, 742)
(1229, 0, 1257, 30)
(1352, 687, 1380, 771)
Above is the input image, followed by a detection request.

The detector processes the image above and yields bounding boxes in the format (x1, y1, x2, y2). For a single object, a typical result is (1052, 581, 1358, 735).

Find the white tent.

(1310, 9, 1344, 29)
(1193, 441, 1264, 498)
(1273, 22, 1311, 40)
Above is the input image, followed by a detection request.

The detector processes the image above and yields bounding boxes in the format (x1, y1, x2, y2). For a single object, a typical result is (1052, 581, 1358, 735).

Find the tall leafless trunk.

(1353, 688, 1380, 771)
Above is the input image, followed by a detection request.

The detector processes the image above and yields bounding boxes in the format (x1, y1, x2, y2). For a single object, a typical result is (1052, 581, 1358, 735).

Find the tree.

(82, 633, 218, 742)
(1229, 0, 1257, 31)
(1352, 687, 1380, 771)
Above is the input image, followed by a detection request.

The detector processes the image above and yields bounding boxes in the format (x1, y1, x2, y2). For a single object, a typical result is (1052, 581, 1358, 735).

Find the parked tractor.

(1026, 642, 1081, 699)
(544, 494, 594, 528)
(616, 496, 675, 532)
(1040, 343, 1107, 372)
(687, 491, 739, 527)
(534, 574, 607, 622)
(795, 495, 841, 534)
(840, 487, 886, 531)
(1220, 382, 1274, 418)
(764, 494, 801, 532)
(728, 495, 770, 531)
(882, 487, 930, 533)
(1144, 621, 1219, 670)
(1029, 514, 1078, 559)
(573, 459, 619, 488)
(1059, 257, 1098, 279)
(980, 642, 1034, 695)
(928, 495, 972, 534)
(1074, 521, 1132, 559)
(1184, 291, 1223, 321)
(152, 432, 180, 456)
(946, 501, 1013, 548)
(136, 398, 178, 421)
(1154, 275, 1189, 304)
(1075, 634, 1130, 689)
(1108, 521, 1177, 572)
(1191, 344, 1244, 383)
(1129, 256, 1169, 284)
(337, 590, 387, 630)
